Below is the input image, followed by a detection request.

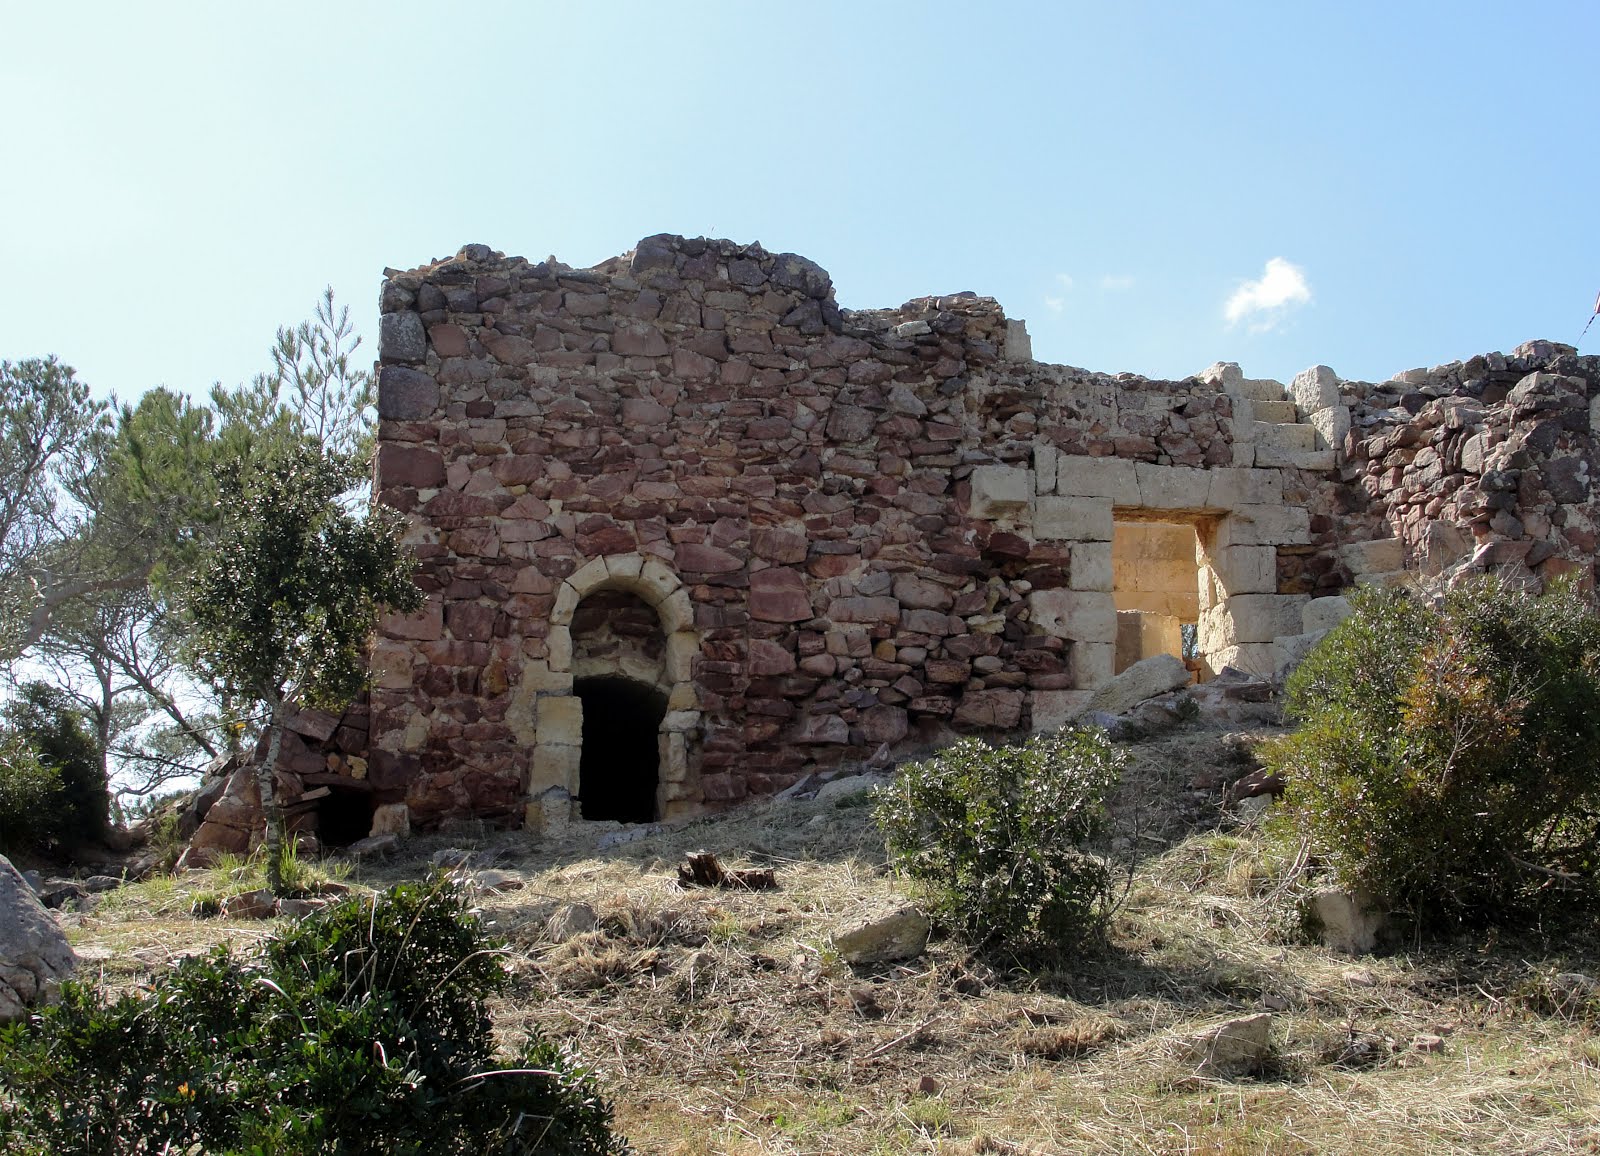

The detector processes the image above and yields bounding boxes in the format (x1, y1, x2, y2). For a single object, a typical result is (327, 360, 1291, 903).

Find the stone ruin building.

(183, 234, 1600, 860)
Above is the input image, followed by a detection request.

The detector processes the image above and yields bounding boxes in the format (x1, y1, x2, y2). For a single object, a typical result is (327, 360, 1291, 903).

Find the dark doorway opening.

(574, 675, 667, 823)
(315, 787, 374, 848)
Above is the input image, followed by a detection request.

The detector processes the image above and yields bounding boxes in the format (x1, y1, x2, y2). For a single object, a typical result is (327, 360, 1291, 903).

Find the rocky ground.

(39, 721, 1600, 1154)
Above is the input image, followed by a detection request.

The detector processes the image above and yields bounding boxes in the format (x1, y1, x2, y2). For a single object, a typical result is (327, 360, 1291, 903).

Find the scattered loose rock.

(830, 904, 931, 964)
(546, 902, 599, 943)
(1180, 1013, 1273, 1077)
(222, 888, 277, 920)
(814, 773, 891, 804)
(1311, 887, 1386, 955)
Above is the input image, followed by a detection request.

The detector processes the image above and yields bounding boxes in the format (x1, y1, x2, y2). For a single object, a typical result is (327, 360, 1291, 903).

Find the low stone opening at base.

(574, 675, 668, 824)
(314, 787, 375, 848)
(1112, 519, 1203, 676)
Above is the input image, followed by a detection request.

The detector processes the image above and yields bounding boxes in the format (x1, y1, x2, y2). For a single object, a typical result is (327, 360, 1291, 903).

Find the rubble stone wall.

(182, 234, 1600, 858)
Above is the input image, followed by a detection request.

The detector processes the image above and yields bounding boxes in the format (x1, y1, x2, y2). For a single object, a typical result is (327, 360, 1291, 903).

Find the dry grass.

(63, 723, 1600, 1154)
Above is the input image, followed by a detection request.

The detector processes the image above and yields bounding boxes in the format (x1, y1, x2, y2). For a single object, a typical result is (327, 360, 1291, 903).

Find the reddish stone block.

(746, 639, 797, 676)
(748, 567, 812, 622)
(445, 602, 497, 641)
(377, 444, 445, 490)
(677, 542, 744, 573)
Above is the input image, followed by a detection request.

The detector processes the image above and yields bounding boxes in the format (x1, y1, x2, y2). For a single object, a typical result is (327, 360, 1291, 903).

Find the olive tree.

(178, 446, 421, 891)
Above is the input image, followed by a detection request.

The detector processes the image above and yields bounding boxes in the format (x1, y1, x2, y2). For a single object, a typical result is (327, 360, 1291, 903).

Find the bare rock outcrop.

(0, 855, 76, 1023)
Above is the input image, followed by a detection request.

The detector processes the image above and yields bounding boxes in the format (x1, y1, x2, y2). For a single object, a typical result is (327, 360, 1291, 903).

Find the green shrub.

(0, 682, 109, 855)
(874, 727, 1126, 952)
(0, 878, 629, 1155)
(1265, 578, 1600, 928)
(0, 739, 61, 857)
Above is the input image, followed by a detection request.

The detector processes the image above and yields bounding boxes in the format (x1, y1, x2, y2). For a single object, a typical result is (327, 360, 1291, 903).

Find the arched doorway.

(529, 552, 704, 830)
(573, 675, 669, 822)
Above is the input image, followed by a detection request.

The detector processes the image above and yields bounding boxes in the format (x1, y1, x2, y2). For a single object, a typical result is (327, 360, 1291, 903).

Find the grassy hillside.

(66, 724, 1600, 1154)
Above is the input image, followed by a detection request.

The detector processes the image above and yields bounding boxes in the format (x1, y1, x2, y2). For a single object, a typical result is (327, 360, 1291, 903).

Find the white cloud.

(1224, 257, 1312, 332)
(1044, 295, 1067, 313)
(1055, 273, 1075, 290)
(1099, 274, 1135, 292)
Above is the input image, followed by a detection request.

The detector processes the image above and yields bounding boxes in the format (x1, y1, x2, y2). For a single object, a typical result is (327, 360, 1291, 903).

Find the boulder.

(344, 833, 400, 860)
(1082, 653, 1190, 717)
(1179, 1013, 1273, 1076)
(1310, 887, 1385, 955)
(830, 905, 931, 964)
(0, 856, 76, 1023)
(222, 888, 277, 920)
(814, 773, 890, 803)
(368, 803, 411, 839)
(547, 902, 598, 944)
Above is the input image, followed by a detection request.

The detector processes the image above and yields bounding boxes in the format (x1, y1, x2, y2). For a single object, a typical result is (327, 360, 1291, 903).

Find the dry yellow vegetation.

(68, 726, 1600, 1155)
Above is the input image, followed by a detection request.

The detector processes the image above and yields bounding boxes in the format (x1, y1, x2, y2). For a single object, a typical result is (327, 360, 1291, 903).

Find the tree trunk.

(259, 689, 289, 894)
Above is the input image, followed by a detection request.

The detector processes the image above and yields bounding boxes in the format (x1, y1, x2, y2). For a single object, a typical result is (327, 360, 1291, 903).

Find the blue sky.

(4, 1, 1598, 400)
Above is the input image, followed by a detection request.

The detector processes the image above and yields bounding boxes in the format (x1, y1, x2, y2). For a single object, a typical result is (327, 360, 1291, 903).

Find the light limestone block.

(1591, 393, 1600, 433)
(969, 465, 1034, 520)
(616, 654, 665, 686)
(1254, 445, 1336, 471)
(638, 556, 683, 601)
(1236, 378, 1287, 402)
(1310, 405, 1351, 452)
(1198, 361, 1243, 389)
(1135, 463, 1211, 510)
(1249, 399, 1299, 423)
(1085, 653, 1190, 715)
(1054, 456, 1139, 504)
(1030, 689, 1094, 731)
(1030, 589, 1117, 642)
(667, 682, 700, 711)
(605, 552, 645, 580)
(1206, 594, 1310, 645)
(553, 581, 581, 622)
(568, 555, 610, 594)
(369, 803, 410, 838)
(400, 713, 429, 751)
(1217, 505, 1310, 547)
(1231, 442, 1256, 467)
(1206, 468, 1283, 510)
(666, 631, 700, 682)
(1355, 570, 1415, 590)
(371, 641, 414, 690)
(1005, 318, 1033, 361)
(1275, 631, 1325, 677)
(1340, 538, 1405, 575)
(536, 695, 583, 746)
(546, 625, 572, 670)
(529, 744, 581, 793)
(1070, 641, 1115, 688)
(1206, 642, 1282, 677)
(521, 660, 573, 693)
(1420, 520, 1471, 576)
(1302, 596, 1353, 634)
(661, 710, 699, 733)
(1069, 541, 1114, 591)
(1291, 364, 1341, 413)
(1207, 545, 1278, 595)
(661, 588, 695, 634)
(1115, 610, 1185, 670)
(1033, 442, 1058, 494)
(1254, 422, 1318, 452)
(660, 731, 689, 783)
(1035, 496, 1113, 541)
